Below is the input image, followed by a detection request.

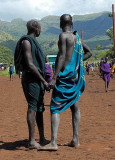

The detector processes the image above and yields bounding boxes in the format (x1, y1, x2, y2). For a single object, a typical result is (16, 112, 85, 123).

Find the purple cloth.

(45, 63, 52, 82)
(101, 62, 110, 82)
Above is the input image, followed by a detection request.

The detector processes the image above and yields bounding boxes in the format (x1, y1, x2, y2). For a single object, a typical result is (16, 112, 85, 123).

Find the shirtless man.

(38, 14, 92, 151)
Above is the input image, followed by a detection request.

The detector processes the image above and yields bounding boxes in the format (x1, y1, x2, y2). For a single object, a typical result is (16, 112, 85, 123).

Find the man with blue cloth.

(38, 14, 92, 151)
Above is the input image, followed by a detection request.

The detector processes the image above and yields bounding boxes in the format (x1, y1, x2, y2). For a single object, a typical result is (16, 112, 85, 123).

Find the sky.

(0, 0, 115, 22)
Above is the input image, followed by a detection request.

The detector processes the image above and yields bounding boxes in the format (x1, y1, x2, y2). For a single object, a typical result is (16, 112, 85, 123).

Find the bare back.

(58, 32, 76, 70)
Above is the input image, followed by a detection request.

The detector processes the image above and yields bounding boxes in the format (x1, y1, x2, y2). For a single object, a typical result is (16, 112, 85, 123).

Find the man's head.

(45, 56, 49, 63)
(101, 58, 103, 62)
(26, 20, 41, 37)
(105, 57, 108, 62)
(60, 14, 73, 29)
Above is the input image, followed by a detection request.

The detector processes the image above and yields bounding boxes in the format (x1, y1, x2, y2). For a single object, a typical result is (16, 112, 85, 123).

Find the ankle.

(51, 140, 57, 147)
(72, 137, 79, 144)
(40, 136, 45, 142)
(29, 138, 36, 142)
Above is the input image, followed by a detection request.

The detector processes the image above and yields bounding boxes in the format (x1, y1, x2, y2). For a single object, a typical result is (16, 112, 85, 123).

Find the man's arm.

(82, 43, 92, 61)
(49, 33, 66, 88)
(22, 40, 49, 89)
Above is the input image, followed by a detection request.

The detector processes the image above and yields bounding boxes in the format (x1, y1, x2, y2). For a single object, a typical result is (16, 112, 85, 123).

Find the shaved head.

(60, 14, 73, 28)
(26, 20, 41, 33)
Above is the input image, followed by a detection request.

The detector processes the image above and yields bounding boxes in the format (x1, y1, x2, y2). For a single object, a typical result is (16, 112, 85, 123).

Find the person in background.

(52, 62, 55, 73)
(91, 62, 95, 71)
(45, 56, 52, 83)
(101, 57, 111, 92)
(99, 58, 104, 78)
(111, 59, 115, 79)
(18, 71, 22, 79)
(86, 62, 90, 75)
(9, 63, 14, 81)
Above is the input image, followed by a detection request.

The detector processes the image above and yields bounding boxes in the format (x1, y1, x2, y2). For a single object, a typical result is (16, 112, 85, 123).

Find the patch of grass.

(0, 70, 9, 76)
(0, 69, 16, 76)
(92, 73, 98, 77)
(0, 69, 12, 76)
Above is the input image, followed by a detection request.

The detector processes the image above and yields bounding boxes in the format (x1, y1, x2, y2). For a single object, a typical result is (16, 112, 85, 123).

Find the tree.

(108, 12, 113, 17)
(106, 27, 113, 39)
(96, 44, 102, 50)
(0, 45, 13, 64)
(106, 13, 114, 58)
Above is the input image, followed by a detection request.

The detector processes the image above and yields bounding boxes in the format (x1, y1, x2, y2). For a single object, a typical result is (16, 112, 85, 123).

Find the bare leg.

(107, 81, 109, 90)
(12, 74, 14, 80)
(27, 108, 40, 149)
(69, 101, 80, 147)
(51, 113, 60, 147)
(36, 111, 45, 144)
(10, 74, 11, 81)
(105, 80, 108, 92)
(38, 113, 60, 151)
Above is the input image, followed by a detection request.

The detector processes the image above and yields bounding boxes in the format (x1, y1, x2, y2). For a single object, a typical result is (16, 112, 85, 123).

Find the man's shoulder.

(19, 35, 34, 44)
(16, 35, 31, 48)
(59, 32, 67, 37)
(21, 39, 31, 48)
(22, 39, 30, 44)
(59, 32, 70, 41)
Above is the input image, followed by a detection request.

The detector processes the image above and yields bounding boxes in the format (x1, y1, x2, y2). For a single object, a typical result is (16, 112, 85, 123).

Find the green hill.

(73, 11, 109, 21)
(0, 45, 13, 64)
(0, 30, 17, 55)
(0, 11, 113, 63)
(0, 40, 17, 55)
(0, 30, 16, 43)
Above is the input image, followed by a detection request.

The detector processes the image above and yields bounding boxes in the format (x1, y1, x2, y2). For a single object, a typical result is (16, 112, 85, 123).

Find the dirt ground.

(0, 70, 115, 160)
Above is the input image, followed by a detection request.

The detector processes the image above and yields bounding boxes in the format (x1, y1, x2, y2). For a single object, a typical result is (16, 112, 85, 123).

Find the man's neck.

(27, 33, 36, 38)
(62, 26, 71, 32)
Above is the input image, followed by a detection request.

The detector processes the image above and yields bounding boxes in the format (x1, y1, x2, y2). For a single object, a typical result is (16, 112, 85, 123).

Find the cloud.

(0, 0, 56, 21)
(0, 0, 114, 21)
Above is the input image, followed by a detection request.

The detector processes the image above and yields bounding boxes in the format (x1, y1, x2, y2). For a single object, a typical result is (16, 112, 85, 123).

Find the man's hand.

(49, 78, 56, 89)
(44, 81, 50, 91)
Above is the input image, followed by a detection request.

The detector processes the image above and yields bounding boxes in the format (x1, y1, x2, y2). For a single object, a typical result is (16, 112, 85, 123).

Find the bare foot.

(28, 140, 40, 149)
(63, 141, 80, 148)
(38, 143, 58, 151)
(39, 138, 50, 146)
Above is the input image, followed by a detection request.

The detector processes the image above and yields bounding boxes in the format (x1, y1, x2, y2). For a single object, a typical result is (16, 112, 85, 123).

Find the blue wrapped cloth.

(9, 65, 14, 74)
(50, 33, 86, 113)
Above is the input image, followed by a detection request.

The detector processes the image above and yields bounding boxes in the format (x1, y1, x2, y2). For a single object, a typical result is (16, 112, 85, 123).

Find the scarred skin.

(50, 30, 92, 88)
(38, 14, 92, 151)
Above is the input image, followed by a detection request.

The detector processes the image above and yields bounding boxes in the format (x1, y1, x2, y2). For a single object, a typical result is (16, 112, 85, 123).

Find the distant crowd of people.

(0, 64, 7, 70)
(99, 57, 115, 92)
(85, 57, 115, 92)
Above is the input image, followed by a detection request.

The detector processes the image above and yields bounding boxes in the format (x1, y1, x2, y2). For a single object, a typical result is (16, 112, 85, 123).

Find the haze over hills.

(0, 11, 113, 58)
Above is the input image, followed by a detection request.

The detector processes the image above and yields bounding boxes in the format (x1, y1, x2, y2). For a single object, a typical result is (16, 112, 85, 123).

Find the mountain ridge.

(0, 11, 113, 57)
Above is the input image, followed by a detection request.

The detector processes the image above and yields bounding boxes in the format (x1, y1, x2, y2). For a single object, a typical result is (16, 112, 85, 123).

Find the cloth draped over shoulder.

(14, 35, 45, 112)
(101, 62, 110, 73)
(50, 33, 86, 113)
(14, 35, 45, 77)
